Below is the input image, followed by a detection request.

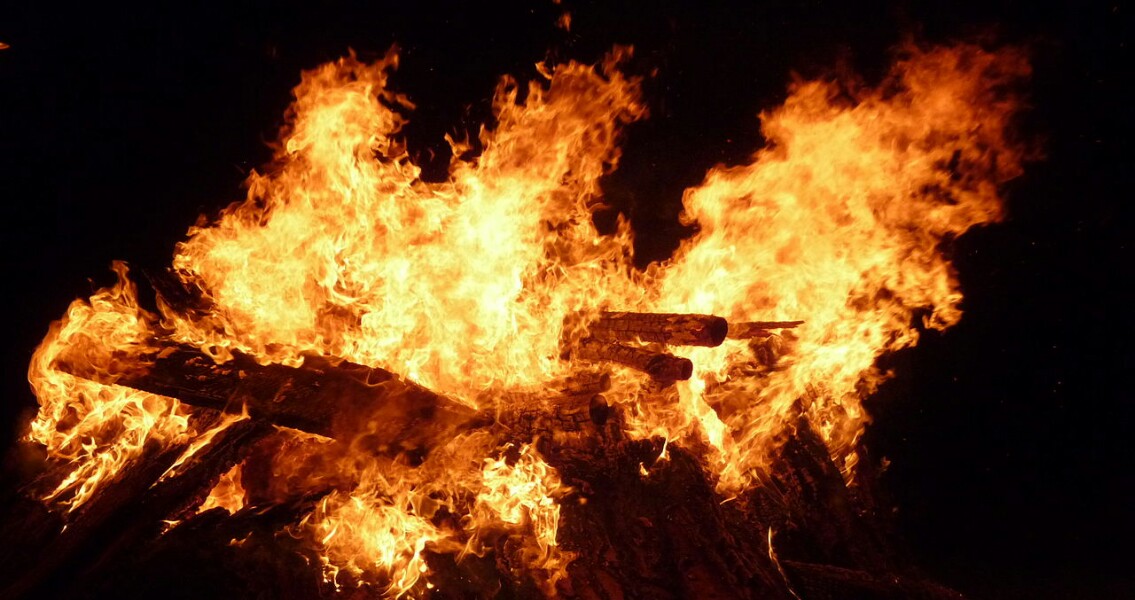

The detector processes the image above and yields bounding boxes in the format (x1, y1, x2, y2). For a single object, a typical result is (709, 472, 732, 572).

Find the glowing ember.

(25, 41, 1026, 594)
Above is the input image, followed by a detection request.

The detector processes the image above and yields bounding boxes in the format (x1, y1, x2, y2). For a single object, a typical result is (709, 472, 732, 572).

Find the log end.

(588, 395, 609, 426)
(706, 316, 729, 347)
(646, 355, 693, 383)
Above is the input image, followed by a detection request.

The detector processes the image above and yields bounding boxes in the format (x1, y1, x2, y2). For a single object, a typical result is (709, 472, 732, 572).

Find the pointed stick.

(726, 321, 804, 340)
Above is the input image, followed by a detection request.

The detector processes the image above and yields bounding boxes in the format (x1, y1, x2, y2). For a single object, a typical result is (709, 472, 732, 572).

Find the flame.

(292, 436, 569, 594)
(644, 43, 1029, 490)
(27, 263, 193, 510)
(473, 443, 572, 585)
(304, 479, 441, 595)
(166, 48, 646, 400)
(198, 463, 247, 515)
(26, 40, 1027, 594)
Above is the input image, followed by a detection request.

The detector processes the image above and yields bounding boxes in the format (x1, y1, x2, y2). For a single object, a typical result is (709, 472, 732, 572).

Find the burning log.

(54, 344, 481, 454)
(33, 311, 938, 599)
(747, 411, 893, 570)
(143, 267, 214, 322)
(66, 420, 274, 593)
(18, 347, 956, 600)
(571, 338, 693, 383)
(0, 440, 189, 600)
(727, 320, 804, 340)
(587, 311, 729, 347)
(83, 495, 332, 599)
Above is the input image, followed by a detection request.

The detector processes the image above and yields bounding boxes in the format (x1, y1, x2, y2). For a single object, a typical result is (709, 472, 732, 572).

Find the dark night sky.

(1, 1, 1131, 598)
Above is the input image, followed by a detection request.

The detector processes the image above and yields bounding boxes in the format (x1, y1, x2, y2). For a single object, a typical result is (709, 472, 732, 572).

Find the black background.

(1, 1, 1130, 598)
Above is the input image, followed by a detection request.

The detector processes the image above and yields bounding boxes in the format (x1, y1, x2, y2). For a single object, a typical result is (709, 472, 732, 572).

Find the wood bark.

(587, 312, 729, 347)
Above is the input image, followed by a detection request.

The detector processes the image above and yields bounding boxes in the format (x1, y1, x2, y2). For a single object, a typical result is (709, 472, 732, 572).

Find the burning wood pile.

(1, 42, 1026, 599)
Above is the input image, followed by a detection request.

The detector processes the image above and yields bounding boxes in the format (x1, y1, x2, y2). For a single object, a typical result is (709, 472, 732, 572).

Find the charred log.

(571, 338, 692, 383)
(54, 344, 481, 455)
(84, 497, 331, 600)
(0, 438, 192, 599)
(494, 393, 618, 456)
(28, 298, 956, 599)
(746, 412, 894, 572)
(587, 311, 729, 347)
(67, 419, 274, 596)
(4, 399, 967, 600)
(554, 370, 612, 396)
(143, 267, 215, 321)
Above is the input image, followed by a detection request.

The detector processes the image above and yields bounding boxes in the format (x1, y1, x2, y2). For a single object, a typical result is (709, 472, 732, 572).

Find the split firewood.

(587, 311, 729, 347)
(727, 320, 804, 340)
(570, 338, 693, 383)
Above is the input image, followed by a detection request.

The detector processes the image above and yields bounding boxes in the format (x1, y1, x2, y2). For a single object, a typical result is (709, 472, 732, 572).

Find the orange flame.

(303, 479, 441, 595)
